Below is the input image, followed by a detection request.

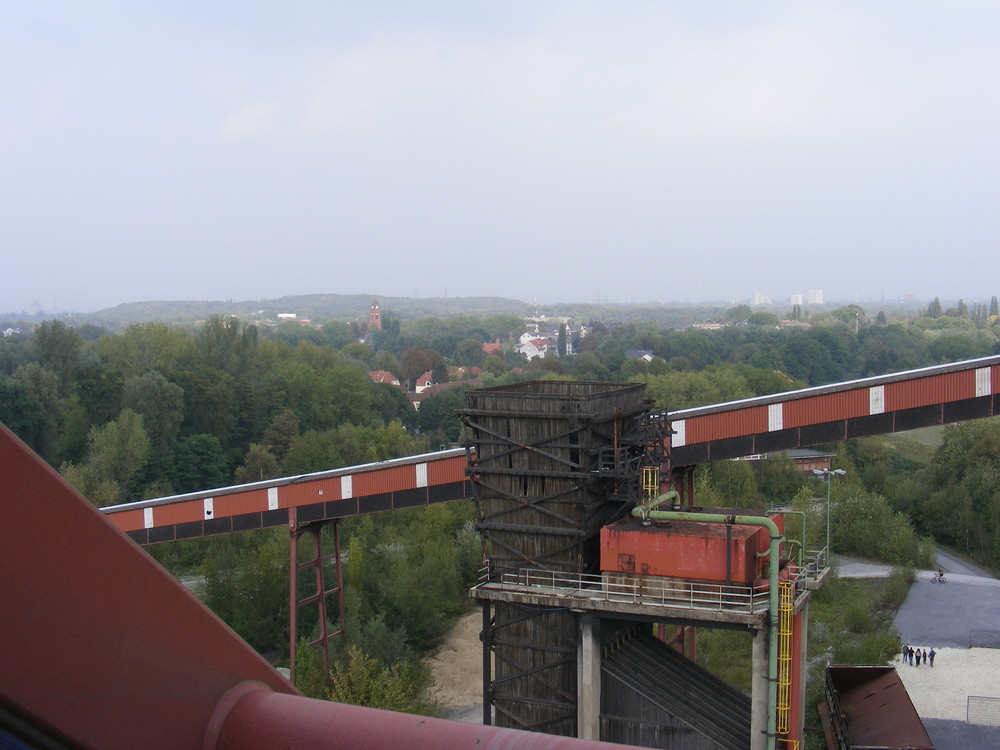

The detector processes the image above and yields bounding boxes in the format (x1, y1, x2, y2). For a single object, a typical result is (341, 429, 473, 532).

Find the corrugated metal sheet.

(214, 488, 270, 518)
(887, 369, 973, 410)
(682, 406, 767, 444)
(110, 508, 145, 532)
(280, 478, 341, 506)
(426, 454, 467, 485)
(153, 501, 203, 527)
(784, 390, 870, 428)
(672, 354, 1000, 420)
(352, 465, 415, 495)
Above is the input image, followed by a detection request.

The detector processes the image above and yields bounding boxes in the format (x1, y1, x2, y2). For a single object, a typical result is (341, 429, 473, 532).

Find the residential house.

(369, 370, 400, 386)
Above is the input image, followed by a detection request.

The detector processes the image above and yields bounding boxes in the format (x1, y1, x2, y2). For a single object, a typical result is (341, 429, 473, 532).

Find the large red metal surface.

(600, 513, 783, 585)
(212, 687, 642, 750)
(0, 422, 298, 749)
(0, 423, 648, 750)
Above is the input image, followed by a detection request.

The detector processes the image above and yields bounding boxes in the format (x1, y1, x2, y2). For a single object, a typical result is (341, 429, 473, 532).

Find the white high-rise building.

(789, 294, 804, 306)
(807, 289, 824, 305)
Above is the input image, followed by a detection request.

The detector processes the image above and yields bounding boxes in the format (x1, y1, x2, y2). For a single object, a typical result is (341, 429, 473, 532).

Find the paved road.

(891, 550, 1000, 750)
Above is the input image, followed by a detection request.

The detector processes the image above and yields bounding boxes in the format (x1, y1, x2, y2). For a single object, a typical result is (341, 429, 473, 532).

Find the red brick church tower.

(369, 299, 382, 330)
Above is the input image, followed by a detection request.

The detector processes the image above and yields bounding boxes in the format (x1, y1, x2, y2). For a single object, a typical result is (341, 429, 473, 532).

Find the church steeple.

(369, 299, 382, 330)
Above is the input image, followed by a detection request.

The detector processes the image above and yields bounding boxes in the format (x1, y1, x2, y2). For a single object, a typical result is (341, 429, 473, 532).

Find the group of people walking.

(902, 644, 935, 667)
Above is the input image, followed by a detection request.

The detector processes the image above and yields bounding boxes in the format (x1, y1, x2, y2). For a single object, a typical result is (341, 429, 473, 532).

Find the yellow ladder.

(641, 466, 659, 501)
(776, 580, 794, 735)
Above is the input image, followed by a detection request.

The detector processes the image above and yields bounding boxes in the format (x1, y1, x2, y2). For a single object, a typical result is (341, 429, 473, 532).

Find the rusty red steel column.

(288, 515, 345, 683)
(208, 685, 645, 750)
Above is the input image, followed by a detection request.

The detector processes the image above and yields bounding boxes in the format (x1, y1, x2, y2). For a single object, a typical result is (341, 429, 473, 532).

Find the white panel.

(869, 385, 885, 415)
(341, 475, 353, 499)
(976, 367, 992, 397)
(416, 463, 428, 488)
(203, 497, 214, 520)
(267, 486, 279, 510)
(673, 420, 686, 447)
(143, 507, 154, 529)
(768, 403, 783, 432)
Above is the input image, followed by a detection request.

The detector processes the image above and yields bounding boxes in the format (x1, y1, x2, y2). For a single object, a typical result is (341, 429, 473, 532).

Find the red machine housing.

(600, 510, 785, 586)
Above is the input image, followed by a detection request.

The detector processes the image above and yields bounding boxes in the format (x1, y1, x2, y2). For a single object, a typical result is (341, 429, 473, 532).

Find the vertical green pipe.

(768, 509, 806, 570)
(632, 498, 782, 750)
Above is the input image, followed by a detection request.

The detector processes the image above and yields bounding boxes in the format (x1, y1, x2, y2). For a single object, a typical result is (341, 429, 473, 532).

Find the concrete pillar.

(750, 627, 768, 750)
(577, 612, 601, 740)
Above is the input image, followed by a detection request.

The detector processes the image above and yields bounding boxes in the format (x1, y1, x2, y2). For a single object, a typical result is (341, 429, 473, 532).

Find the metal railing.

(475, 547, 828, 617)
(476, 565, 770, 615)
(968, 696, 1000, 726)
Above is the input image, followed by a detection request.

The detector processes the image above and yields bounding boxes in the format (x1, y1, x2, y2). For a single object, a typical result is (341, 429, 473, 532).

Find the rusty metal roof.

(828, 666, 934, 750)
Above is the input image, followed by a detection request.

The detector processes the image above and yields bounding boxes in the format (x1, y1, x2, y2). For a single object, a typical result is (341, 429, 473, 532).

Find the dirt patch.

(422, 609, 484, 719)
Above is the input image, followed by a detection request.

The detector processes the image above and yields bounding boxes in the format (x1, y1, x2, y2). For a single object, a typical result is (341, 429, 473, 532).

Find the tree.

(199, 530, 289, 653)
(482, 353, 507, 377)
(991, 296, 999, 318)
(926, 297, 942, 318)
(0, 379, 51, 461)
(32, 320, 83, 395)
(455, 337, 485, 368)
(415, 387, 467, 444)
(262, 410, 301, 462)
(327, 645, 432, 713)
(370, 382, 414, 426)
(234, 443, 281, 483)
(172, 433, 229, 493)
(61, 409, 151, 504)
(341, 342, 375, 368)
(557, 324, 568, 357)
(198, 316, 258, 375)
(372, 350, 402, 379)
(399, 347, 436, 389)
(122, 370, 184, 453)
(725, 305, 753, 324)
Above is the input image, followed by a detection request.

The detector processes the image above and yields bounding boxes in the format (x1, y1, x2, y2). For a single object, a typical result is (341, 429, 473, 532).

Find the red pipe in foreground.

(209, 685, 640, 750)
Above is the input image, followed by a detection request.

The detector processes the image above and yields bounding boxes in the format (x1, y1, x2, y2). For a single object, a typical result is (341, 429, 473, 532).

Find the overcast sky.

(3, 2, 999, 314)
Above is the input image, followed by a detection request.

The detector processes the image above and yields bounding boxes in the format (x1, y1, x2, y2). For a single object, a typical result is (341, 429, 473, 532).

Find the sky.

(3, 2, 1000, 314)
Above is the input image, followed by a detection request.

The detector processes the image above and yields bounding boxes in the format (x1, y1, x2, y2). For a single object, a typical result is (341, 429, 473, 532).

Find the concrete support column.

(750, 627, 768, 750)
(577, 612, 601, 740)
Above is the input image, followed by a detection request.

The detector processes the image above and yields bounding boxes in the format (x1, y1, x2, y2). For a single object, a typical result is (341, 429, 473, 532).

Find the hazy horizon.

(5, 3, 999, 313)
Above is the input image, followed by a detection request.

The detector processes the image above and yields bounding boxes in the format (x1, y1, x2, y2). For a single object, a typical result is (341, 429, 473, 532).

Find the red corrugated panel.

(684, 405, 768, 443)
(214, 489, 269, 518)
(108, 508, 145, 532)
(426, 455, 467, 485)
(886, 370, 973, 410)
(993, 365, 1000, 393)
(281, 478, 341, 506)
(154, 500, 204, 526)
(352, 465, 414, 495)
(784, 389, 868, 428)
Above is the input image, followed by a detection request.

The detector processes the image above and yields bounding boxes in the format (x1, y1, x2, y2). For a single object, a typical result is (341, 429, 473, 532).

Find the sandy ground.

(422, 609, 484, 720)
(894, 647, 1000, 722)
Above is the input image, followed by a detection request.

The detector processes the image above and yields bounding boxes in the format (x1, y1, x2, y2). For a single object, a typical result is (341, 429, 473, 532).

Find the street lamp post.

(813, 468, 846, 564)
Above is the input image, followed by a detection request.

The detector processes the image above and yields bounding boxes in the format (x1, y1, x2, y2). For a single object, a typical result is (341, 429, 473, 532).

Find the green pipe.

(632, 496, 783, 750)
(768, 509, 806, 570)
(633, 489, 679, 516)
